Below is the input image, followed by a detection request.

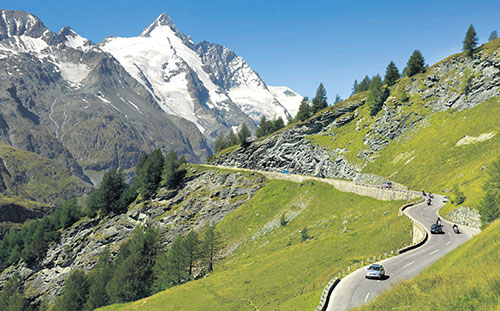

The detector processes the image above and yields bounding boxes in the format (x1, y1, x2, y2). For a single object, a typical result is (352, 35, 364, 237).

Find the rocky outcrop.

(211, 100, 365, 179)
(0, 168, 264, 304)
(406, 50, 500, 112)
(446, 205, 481, 228)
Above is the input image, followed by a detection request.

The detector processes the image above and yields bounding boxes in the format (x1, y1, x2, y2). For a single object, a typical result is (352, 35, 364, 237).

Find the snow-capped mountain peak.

(58, 26, 94, 52)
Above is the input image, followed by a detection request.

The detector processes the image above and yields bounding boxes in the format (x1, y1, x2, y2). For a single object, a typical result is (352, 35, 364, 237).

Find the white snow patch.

(228, 86, 289, 122)
(268, 86, 303, 117)
(65, 32, 92, 52)
(100, 20, 232, 132)
(55, 62, 90, 83)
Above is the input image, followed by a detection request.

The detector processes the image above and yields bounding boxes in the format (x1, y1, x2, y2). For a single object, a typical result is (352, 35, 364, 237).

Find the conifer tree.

(311, 83, 328, 113)
(163, 151, 186, 189)
(202, 223, 222, 272)
(0, 273, 28, 311)
(139, 149, 165, 199)
(85, 248, 113, 310)
(256, 116, 269, 138)
(406, 50, 426, 77)
(351, 80, 359, 95)
(294, 97, 311, 122)
(53, 270, 89, 311)
(334, 94, 342, 105)
(183, 230, 201, 279)
(463, 24, 478, 57)
(226, 131, 239, 147)
(214, 133, 225, 153)
(87, 169, 128, 215)
(106, 226, 159, 303)
(272, 117, 285, 132)
(489, 30, 498, 42)
(366, 75, 387, 116)
(384, 61, 400, 86)
(238, 123, 251, 145)
(164, 235, 188, 286)
(478, 157, 500, 228)
(357, 76, 371, 92)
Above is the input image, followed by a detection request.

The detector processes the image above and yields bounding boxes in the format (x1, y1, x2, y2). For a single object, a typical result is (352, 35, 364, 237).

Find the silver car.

(365, 264, 385, 279)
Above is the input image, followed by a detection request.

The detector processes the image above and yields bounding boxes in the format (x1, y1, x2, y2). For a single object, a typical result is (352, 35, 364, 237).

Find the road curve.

(326, 195, 480, 311)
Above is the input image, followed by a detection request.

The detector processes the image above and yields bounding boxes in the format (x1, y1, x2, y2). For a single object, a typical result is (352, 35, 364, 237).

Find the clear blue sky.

(4, 0, 500, 100)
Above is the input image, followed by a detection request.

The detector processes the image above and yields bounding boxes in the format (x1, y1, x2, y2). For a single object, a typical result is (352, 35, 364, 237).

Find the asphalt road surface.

(326, 194, 480, 311)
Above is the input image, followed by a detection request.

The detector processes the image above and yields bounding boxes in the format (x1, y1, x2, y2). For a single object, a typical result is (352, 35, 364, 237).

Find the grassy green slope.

(366, 97, 500, 214)
(0, 141, 89, 207)
(357, 218, 500, 311)
(100, 179, 412, 311)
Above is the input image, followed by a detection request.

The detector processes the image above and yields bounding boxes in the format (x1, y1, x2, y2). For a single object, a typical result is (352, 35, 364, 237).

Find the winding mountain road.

(326, 195, 480, 311)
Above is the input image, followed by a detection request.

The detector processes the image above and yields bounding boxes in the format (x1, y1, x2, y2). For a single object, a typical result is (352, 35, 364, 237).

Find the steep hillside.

(212, 38, 500, 223)
(357, 218, 500, 311)
(0, 166, 265, 304)
(99, 177, 411, 311)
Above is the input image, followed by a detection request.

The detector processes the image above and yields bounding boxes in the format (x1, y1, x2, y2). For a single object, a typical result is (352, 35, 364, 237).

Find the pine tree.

(384, 61, 400, 86)
(214, 133, 225, 152)
(477, 157, 500, 228)
(477, 192, 500, 228)
(489, 30, 498, 42)
(366, 75, 387, 116)
(351, 80, 359, 95)
(85, 249, 113, 310)
(202, 223, 221, 272)
(357, 76, 371, 92)
(406, 50, 426, 77)
(333, 94, 342, 105)
(256, 116, 269, 138)
(311, 83, 328, 113)
(271, 117, 285, 132)
(165, 235, 188, 285)
(87, 169, 128, 215)
(226, 131, 238, 147)
(463, 24, 479, 57)
(139, 149, 165, 199)
(238, 123, 251, 145)
(107, 226, 159, 303)
(53, 270, 89, 311)
(183, 231, 201, 279)
(0, 273, 28, 311)
(294, 97, 311, 122)
(163, 151, 186, 189)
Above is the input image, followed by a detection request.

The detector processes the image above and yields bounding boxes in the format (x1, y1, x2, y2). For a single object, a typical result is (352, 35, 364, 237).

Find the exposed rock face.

(0, 10, 211, 189)
(446, 205, 481, 229)
(211, 100, 364, 179)
(0, 169, 264, 304)
(406, 50, 500, 112)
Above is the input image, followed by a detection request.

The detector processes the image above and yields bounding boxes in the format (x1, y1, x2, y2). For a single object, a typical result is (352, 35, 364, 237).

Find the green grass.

(365, 97, 500, 210)
(99, 179, 412, 311)
(356, 218, 500, 311)
(0, 141, 89, 206)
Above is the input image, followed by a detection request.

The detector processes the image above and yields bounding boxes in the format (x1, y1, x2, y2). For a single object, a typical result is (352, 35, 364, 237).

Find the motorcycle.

(453, 224, 460, 234)
(427, 198, 432, 206)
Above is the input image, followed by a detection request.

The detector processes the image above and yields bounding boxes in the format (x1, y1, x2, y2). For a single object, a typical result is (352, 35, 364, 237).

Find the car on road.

(365, 264, 385, 279)
(430, 224, 444, 234)
(443, 196, 450, 203)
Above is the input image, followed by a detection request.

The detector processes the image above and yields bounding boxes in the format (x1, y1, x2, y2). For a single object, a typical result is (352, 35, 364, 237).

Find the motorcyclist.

(436, 217, 441, 226)
(427, 198, 432, 206)
(453, 224, 459, 233)
(422, 190, 426, 196)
